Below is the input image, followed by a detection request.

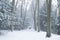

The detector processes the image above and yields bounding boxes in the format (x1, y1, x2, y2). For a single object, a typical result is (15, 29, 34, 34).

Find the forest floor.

(0, 29, 60, 40)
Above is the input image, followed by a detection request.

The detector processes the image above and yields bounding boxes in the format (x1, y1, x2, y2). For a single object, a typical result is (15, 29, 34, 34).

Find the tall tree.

(11, 0, 15, 32)
(37, 0, 40, 32)
(46, 0, 52, 37)
(31, 0, 37, 31)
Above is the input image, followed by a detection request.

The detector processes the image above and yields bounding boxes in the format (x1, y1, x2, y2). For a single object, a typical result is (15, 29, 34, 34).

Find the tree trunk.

(34, 11, 37, 31)
(46, 0, 52, 37)
(20, 0, 23, 18)
(32, 0, 37, 31)
(37, 0, 40, 32)
(11, 0, 15, 32)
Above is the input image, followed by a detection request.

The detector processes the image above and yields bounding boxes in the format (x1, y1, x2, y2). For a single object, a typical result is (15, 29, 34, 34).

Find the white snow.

(0, 29, 60, 40)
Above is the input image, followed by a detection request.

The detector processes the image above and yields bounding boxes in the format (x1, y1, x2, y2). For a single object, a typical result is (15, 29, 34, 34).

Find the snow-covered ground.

(0, 29, 60, 40)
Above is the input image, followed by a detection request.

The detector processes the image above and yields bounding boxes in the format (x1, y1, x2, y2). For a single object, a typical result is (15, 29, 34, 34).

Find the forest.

(0, 0, 60, 40)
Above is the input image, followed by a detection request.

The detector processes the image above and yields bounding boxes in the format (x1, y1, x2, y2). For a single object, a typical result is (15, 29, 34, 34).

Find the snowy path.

(0, 30, 60, 40)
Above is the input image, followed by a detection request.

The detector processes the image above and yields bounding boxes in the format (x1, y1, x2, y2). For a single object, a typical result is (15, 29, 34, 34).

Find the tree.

(37, 0, 40, 32)
(20, 0, 23, 18)
(33, 2, 37, 31)
(46, 0, 52, 37)
(10, 0, 15, 32)
(31, 0, 37, 31)
(0, 0, 12, 30)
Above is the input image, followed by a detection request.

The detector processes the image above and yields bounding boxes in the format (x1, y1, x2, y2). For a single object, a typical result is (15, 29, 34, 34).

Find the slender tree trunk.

(11, 0, 15, 32)
(32, 0, 37, 31)
(46, 0, 52, 37)
(34, 10, 37, 31)
(21, 0, 23, 18)
(37, 0, 40, 32)
(34, 3, 37, 31)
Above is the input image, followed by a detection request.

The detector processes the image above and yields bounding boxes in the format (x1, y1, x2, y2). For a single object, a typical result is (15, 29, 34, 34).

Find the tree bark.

(37, 0, 40, 32)
(46, 0, 52, 37)
(11, 0, 15, 32)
